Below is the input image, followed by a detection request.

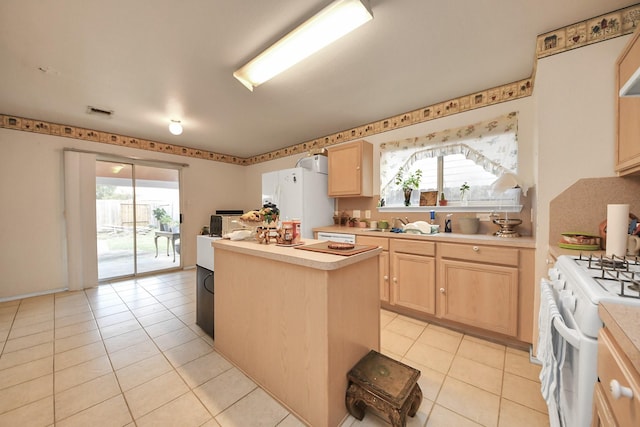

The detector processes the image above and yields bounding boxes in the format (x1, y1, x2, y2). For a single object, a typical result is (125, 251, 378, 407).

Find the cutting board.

(294, 242, 378, 256)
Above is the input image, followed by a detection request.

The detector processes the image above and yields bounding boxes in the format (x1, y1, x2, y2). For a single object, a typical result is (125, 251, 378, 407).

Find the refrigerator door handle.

(203, 272, 214, 294)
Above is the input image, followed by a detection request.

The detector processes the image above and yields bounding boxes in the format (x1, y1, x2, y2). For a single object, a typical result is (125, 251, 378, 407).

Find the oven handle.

(552, 317, 580, 349)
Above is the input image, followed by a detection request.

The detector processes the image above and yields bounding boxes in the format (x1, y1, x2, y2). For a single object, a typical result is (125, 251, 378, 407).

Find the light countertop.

(313, 225, 536, 249)
(600, 303, 640, 374)
(212, 238, 381, 271)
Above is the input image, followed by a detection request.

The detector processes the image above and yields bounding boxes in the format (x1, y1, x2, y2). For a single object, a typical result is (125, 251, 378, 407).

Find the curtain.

(64, 151, 98, 291)
(380, 112, 518, 195)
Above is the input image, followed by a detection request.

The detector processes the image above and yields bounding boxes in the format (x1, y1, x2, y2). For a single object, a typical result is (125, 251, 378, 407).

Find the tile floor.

(0, 269, 550, 427)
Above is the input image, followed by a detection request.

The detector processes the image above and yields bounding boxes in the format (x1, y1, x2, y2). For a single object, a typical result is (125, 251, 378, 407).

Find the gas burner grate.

(574, 253, 640, 300)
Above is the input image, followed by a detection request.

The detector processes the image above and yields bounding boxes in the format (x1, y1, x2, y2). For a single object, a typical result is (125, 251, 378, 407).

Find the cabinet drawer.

(439, 242, 518, 266)
(597, 328, 640, 426)
(390, 239, 435, 256)
(357, 235, 389, 250)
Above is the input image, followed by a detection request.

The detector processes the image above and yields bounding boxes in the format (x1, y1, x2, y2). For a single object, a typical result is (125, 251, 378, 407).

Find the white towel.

(537, 280, 566, 427)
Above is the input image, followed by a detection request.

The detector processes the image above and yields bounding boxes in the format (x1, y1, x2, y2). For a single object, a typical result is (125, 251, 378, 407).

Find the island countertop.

(212, 238, 382, 271)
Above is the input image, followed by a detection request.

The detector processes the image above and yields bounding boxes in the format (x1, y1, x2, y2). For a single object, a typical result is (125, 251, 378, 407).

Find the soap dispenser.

(445, 214, 452, 233)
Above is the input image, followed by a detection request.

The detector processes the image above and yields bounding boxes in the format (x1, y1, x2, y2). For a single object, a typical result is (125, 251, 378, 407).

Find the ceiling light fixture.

(233, 0, 373, 91)
(169, 120, 183, 135)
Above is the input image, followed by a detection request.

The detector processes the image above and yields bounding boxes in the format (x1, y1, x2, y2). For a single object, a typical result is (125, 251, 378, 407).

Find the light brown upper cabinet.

(616, 26, 640, 175)
(327, 140, 373, 197)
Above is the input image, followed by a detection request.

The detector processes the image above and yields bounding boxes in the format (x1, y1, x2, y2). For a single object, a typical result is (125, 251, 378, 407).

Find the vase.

(403, 188, 413, 206)
(461, 192, 469, 206)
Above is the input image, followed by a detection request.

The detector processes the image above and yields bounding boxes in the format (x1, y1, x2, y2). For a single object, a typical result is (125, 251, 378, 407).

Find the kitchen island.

(212, 239, 382, 427)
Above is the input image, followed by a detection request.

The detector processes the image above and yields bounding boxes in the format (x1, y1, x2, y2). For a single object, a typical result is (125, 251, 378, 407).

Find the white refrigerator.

(261, 156, 334, 239)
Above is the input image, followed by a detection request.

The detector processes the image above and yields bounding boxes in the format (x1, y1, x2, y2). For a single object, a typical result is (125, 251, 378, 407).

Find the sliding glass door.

(96, 161, 181, 280)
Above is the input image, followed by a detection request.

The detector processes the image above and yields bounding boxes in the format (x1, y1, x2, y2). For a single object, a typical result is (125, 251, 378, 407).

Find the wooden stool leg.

(345, 383, 366, 420)
(408, 384, 423, 417)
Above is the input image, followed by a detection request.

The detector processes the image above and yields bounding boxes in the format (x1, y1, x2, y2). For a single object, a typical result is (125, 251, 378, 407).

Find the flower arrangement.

(259, 203, 279, 225)
(395, 167, 423, 190)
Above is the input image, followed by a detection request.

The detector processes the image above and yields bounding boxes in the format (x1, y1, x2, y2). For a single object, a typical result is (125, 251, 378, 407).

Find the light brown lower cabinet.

(356, 235, 390, 302)
(389, 239, 436, 315)
(592, 382, 617, 427)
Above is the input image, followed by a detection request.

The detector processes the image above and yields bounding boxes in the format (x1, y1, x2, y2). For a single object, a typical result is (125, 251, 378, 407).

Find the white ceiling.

(0, 0, 636, 158)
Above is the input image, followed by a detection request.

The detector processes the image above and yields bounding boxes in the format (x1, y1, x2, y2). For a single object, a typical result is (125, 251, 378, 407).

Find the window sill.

(378, 205, 523, 213)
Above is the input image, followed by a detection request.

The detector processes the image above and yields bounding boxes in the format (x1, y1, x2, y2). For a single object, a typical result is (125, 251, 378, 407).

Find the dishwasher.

(316, 231, 356, 244)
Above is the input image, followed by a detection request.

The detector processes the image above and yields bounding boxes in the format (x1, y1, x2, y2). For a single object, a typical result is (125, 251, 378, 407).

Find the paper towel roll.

(606, 204, 629, 257)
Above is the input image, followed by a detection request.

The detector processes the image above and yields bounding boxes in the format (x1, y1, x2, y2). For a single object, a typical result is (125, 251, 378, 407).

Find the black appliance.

(210, 209, 243, 237)
(196, 265, 214, 338)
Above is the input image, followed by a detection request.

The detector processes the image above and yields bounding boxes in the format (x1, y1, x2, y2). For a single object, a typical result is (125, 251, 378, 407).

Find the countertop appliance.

(262, 155, 334, 239)
(210, 209, 244, 237)
(316, 231, 356, 244)
(538, 253, 640, 426)
(196, 235, 220, 338)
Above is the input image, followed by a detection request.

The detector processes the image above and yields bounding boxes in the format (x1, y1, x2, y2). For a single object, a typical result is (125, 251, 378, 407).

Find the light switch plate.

(365, 210, 371, 219)
(353, 210, 360, 218)
(477, 213, 491, 222)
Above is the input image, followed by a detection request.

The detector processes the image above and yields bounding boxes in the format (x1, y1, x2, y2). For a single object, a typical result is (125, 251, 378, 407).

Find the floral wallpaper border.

(1, 3, 639, 166)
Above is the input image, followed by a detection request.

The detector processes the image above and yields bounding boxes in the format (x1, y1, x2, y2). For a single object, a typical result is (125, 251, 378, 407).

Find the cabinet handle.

(392, 277, 397, 282)
(356, 166, 361, 170)
(472, 246, 479, 252)
(439, 288, 445, 293)
(383, 275, 389, 281)
(610, 379, 634, 400)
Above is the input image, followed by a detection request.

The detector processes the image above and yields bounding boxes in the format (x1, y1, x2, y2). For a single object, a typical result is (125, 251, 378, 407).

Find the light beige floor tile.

(8, 319, 54, 340)
(55, 394, 133, 427)
(154, 291, 185, 302)
(380, 310, 397, 328)
(124, 371, 189, 419)
(99, 319, 142, 340)
(457, 337, 506, 370)
(0, 373, 52, 414)
(278, 414, 307, 427)
(153, 326, 199, 351)
(130, 302, 169, 318)
(161, 295, 192, 309)
(417, 327, 462, 353)
(103, 328, 150, 353)
(502, 372, 547, 414)
(54, 355, 113, 393)
(498, 398, 550, 427)
(504, 351, 541, 382)
(12, 311, 53, 327)
(0, 356, 53, 389)
(108, 339, 160, 370)
(144, 317, 186, 338)
(2, 329, 53, 353)
(176, 351, 233, 388)
(436, 377, 500, 426)
(54, 373, 121, 421)
(385, 316, 427, 340)
(91, 303, 130, 319)
(381, 329, 415, 356)
(55, 319, 98, 340)
(464, 334, 507, 351)
(136, 309, 175, 327)
(54, 311, 95, 329)
(0, 341, 53, 370)
(194, 367, 257, 416)
(54, 341, 107, 372)
(115, 353, 173, 392)
(380, 348, 404, 362)
(426, 404, 482, 427)
(163, 337, 212, 367)
(404, 341, 455, 374)
(396, 314, 429, 328)
(55, 329, 102, 353)
(136, 392, 212, 427)
(427, 324, 464, 339)
(216, 387, 288, 427)
(168, 302, 196, 316)
(96, 311, 136, 329)
(0, 396, 54, 427)
(124, 296, 159, 309)
(400, 359, 445, 402)
(448, 355, 504, 395)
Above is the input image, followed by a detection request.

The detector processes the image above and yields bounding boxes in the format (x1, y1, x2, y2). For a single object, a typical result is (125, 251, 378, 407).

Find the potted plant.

(153, 207, 173, 231)
(395, 167, 423, 206)
(439, 192, 448, 206)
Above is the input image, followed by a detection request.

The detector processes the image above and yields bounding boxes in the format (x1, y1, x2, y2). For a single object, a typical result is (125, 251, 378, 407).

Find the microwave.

(210, 210, 244, 236)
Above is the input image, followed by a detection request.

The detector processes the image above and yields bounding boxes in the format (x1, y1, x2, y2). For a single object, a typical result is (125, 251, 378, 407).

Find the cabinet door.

(391, 252, 435, 314)
(438, 259, 518, 336)
(380, 251, 390, 302)
(328, 141, 372, 196)
(591, 382, 617, 427)
(617, 28, 640, 175)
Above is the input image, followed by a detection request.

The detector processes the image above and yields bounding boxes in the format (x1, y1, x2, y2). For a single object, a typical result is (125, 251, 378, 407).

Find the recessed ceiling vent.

(86, 106, 114, 118)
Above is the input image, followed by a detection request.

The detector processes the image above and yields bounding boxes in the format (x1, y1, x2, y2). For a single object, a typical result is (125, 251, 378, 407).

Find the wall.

(0, 128, 246, 299)
(535, 35, 629, 280)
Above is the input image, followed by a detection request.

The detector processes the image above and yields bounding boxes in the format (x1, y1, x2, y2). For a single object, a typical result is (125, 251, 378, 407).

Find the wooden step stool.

(346, 350, 422, 427)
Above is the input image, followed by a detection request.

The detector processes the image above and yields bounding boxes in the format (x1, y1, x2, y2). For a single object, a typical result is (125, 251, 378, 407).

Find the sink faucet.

(393, 217, 409, 228)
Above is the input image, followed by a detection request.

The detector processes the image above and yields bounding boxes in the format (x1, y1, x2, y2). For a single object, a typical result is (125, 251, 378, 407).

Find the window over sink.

(379, 112, 521, 212)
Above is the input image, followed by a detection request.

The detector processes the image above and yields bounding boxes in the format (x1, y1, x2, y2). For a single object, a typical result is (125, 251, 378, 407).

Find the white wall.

(534, 35, 628, 280)
(0, 128, 246, 299)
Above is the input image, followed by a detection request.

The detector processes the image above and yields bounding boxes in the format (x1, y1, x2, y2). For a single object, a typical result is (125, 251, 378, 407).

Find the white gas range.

(539, 253, 640, 427)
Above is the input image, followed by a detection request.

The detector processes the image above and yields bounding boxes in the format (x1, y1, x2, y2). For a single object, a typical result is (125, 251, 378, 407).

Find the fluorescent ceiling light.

(233, 0, 372, 91)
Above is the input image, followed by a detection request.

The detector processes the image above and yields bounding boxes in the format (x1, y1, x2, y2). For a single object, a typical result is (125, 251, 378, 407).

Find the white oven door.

(540, 279, 598, 427)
